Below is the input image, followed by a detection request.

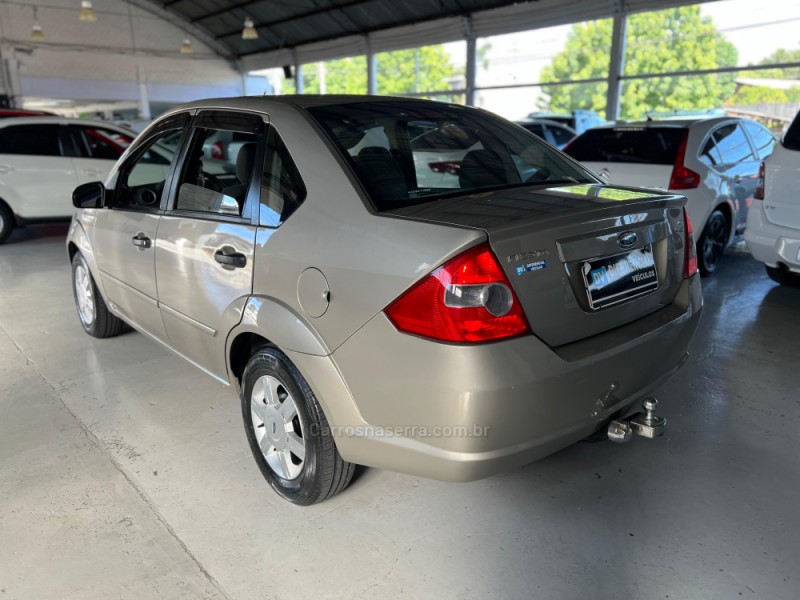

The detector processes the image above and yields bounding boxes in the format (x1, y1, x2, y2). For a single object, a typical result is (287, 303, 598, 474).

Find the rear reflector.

(754, 161, 765, 200)
(669, 131, 701, 190)
(385, 243, 530, 343)
(683, 208, 698, 278)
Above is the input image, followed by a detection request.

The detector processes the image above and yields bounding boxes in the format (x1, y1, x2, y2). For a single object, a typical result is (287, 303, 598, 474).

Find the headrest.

(458, 149, 509, 189)
(236, 142, 258, 184)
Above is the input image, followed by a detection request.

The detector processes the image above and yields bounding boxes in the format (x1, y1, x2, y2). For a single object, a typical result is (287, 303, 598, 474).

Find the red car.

(0, 109, 54, 119)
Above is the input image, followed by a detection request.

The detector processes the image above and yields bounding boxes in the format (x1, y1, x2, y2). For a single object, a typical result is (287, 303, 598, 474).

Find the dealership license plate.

(582, 245, 658, 310)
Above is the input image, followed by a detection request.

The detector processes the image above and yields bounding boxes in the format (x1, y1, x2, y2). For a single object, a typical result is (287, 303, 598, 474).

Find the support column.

(295, 63, 304, 94)
(136, 66, 151, 120)
(0, 44, 21, 108)
(366, 35, 377, 95)
(606, 12, 627, 122)
(464, 17, 477, 106)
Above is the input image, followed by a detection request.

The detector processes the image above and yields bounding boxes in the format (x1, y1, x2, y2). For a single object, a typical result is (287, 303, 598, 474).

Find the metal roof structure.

(152, 0, 717, 69)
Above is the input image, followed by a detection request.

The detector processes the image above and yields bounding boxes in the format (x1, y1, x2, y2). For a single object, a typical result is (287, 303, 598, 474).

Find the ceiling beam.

(214, 0, 374, 40)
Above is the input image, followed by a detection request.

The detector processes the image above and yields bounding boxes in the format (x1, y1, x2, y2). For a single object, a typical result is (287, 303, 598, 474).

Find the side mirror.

(72, 181, 106, 209)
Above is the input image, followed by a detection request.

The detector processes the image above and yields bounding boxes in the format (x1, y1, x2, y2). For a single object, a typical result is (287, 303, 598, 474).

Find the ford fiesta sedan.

(67, 96, 702, 505)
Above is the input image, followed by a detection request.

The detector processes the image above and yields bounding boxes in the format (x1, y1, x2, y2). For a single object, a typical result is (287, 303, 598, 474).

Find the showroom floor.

(0, 224, 798, 600)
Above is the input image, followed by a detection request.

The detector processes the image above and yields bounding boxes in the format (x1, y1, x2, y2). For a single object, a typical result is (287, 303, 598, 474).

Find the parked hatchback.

(745, 111, 800, 285)
(565, 117, 777, 275)
(0, 117, 233, 243)
(67, 96, 702, 505)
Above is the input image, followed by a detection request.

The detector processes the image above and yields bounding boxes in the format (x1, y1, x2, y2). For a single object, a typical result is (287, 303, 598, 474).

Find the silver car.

(67, 96, 702, 505)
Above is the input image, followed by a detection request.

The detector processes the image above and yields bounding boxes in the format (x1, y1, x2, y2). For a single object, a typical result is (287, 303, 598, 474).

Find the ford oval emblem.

(618, 231, 638, 249)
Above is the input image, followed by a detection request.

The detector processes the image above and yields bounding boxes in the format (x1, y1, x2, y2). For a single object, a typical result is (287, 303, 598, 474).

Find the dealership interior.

(1, 0, 799, 598)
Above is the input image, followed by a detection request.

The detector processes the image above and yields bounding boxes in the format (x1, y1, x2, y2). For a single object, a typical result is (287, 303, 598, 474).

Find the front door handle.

(82, 169, 103, 177)
(0, 164, 13, 174)
(131, 234, 151, 249)
(214, 250, 246, 268)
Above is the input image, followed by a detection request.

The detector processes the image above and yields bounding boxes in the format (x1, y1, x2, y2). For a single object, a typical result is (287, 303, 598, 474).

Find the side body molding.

(230, 295, 330, 358)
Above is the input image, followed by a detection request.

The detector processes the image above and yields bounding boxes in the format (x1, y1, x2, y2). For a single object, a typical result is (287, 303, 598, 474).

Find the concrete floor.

(0, 224, 798, 600)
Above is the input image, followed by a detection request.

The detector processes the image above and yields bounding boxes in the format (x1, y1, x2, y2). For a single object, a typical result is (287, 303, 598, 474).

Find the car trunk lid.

(386, 183, 688, 347)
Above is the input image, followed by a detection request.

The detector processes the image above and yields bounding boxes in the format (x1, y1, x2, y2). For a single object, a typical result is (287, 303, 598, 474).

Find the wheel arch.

(226, 296, 330, 388)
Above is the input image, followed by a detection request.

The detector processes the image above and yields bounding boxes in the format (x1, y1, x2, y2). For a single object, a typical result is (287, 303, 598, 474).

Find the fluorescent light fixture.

(180, 39, 193, 54)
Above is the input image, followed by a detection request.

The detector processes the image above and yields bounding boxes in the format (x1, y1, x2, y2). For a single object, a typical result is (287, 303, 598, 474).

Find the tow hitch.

(607, 397, 666, 443)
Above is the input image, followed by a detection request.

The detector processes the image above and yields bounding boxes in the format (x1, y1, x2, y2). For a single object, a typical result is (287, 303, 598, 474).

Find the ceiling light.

(31, 7, 45, 41)
(242, 16, 258, 40)
(79, 0, 97, 22)
(180, 39, 193, 54)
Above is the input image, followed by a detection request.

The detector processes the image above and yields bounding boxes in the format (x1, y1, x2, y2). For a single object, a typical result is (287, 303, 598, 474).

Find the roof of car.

(0, 116, 136, 131)
(172, 95, 460, 113)
(593, 116, 736, 130)
(516, 118, 576, 131)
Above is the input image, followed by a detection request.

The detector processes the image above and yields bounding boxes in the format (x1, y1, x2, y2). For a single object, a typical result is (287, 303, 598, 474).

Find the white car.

(745, 111, 800, 285)
(0, 117, 234, 243)
(566, 117, 777, 275)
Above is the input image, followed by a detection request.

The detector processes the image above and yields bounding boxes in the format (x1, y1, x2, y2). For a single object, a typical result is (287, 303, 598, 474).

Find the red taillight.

(385, 243, 531, 343)
(428, 161, 461, 175)
(683, 208, 698, 278)
(754, 161, 765, 200)
(669, 131, 701, 190)
(211, 141, 224, 160)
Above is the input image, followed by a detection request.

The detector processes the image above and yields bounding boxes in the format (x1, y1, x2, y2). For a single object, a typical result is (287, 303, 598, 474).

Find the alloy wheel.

(702, 215, 727, 271)
(74, 263, 95, 327)
(250, 375, 306, 480)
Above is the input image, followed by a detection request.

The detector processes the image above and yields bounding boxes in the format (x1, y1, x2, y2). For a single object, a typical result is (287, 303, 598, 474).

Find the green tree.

(540, 6, 738, 119)
(728, 47, 800, 105)
(282, 45, 457, 95)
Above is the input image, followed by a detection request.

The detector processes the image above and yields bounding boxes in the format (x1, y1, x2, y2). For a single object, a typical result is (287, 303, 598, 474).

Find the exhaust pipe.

(607, 397, 666, 443)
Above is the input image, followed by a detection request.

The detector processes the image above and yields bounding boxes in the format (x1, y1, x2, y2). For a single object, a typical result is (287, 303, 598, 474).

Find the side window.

(174, 124, 259, 217)
(699, 137, 724, 168)
(712, 123, 755, 164)
(73, 126, 134, 160)
(114, 128, 181, 211)
(259, 129, 307, 227)
(522, 124, 546, 138)
(0, 124, 62, 156)
(743, 121, 777, 160)
(550, 125, 575, 147)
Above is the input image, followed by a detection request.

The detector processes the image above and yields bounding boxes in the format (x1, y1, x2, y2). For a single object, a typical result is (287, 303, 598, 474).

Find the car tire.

(71, 253, 124, 338)
(241, 346, 355, 505)
(697, 209, 728, 276)
(766, 265, 800, 287)
(0, 201, 15, 244)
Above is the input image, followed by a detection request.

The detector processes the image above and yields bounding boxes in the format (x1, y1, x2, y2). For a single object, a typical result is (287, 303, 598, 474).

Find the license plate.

(582, 245, 658, 310)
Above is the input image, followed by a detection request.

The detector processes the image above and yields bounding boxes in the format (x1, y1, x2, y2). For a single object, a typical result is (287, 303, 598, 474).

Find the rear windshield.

(783, 111, 800, 151)
(566, 127, 686, 165)
(307, 101, 594, 211)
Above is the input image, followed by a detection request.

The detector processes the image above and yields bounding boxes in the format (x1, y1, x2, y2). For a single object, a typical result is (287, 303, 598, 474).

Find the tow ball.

(607, 397, 666, 443)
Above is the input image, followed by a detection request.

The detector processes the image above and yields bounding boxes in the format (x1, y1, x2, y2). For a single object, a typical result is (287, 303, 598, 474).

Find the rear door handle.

(0, 164, 13, 174)
(733, 175, 742, 184)
(82, 169, 104, 177)
(214, 250, 246, 268)
(131, 234, 151, 249)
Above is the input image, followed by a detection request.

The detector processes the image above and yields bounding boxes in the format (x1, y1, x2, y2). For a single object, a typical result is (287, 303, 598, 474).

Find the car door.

(68, 124, 136, 186)
(0, 122, 78, 219)
(91, 113, 190, 341)
(154, 110, 263, 381)
(709, 121, 759, 234)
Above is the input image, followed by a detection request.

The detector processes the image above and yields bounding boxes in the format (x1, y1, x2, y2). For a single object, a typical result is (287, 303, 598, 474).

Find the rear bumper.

(745, 206, 800, 273)
(293, 276, 702, 482)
